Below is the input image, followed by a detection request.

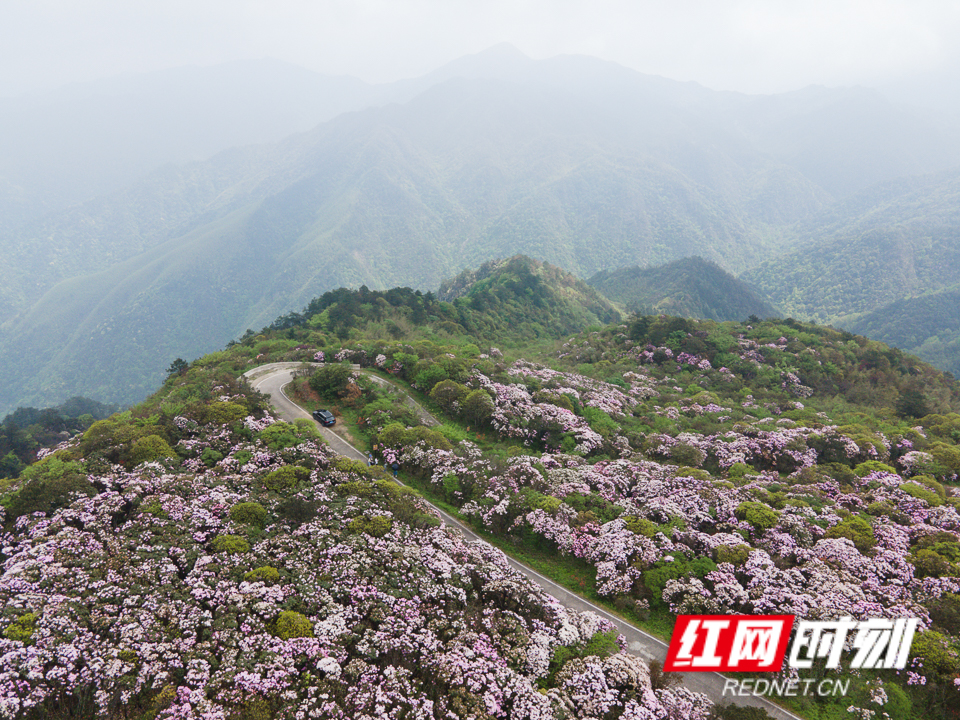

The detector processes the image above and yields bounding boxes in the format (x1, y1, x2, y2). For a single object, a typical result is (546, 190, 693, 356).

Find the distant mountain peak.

(588, 256, 779, 322)
(436, 255, 622, 336)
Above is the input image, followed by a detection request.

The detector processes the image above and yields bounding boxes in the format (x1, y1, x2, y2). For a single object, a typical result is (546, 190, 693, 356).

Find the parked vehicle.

(312, 409, 336, 426)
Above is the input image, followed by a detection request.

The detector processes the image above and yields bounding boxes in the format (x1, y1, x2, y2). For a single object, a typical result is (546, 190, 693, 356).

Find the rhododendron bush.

(0, 403, 707, 719)
(364, 328, 960, 710)
(8, 308, 960, 718)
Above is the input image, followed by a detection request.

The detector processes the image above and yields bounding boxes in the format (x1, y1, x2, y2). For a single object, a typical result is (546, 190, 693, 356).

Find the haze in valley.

(3, 0, 960, 415)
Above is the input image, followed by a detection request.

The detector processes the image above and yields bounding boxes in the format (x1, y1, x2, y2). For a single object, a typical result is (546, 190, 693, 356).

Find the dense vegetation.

(6, 255, 960, 718)
(742, 169, 960, 376)
(0, 315, 713, 719)
(587, 256, 778, 320)
(0, 396, 118, 480)
(437, 256, 623, 337)
(847, 288, 960, 378)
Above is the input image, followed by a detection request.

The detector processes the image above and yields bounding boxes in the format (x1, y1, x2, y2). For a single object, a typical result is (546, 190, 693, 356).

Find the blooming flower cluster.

(0, 401, 706, 719)
(472, 372, 607, 454)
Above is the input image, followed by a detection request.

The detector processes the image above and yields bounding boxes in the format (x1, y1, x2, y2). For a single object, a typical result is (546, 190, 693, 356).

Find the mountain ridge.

(588, 256, 779, 320)
(3, 47, 960, 414)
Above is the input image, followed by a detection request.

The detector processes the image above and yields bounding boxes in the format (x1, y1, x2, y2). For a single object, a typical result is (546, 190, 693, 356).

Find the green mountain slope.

(742, 168, 960, 323)
(587, 256, 779, 320)
(847, 287, 960, 378)
(3, 48, 959, 415)
(437, 255, 622, 337)
(0, 77, 800, 414)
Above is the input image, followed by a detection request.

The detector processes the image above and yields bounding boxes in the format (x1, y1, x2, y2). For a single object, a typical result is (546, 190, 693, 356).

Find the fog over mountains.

(2, 44, 960, 415)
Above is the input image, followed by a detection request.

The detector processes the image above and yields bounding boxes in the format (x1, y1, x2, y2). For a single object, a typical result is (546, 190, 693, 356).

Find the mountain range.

(588, 256, 778, 320)
(2, 44, 960, 415)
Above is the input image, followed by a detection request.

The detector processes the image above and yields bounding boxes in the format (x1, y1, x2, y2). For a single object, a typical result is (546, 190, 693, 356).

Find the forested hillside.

(0, 397, 118, 479)
(741, 169, 960, 375)
(847, 289, 960, 378)
(4, 262, 960, 718)
(3, 46, 958, 417)
(588, 256, 779, 320)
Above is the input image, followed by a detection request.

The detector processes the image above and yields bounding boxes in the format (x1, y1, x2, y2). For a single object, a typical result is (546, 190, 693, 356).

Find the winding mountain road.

(243, 362, 804, 719)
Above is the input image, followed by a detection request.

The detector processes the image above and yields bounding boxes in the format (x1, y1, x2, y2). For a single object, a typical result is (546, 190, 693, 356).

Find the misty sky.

(3, 0, 960, 97)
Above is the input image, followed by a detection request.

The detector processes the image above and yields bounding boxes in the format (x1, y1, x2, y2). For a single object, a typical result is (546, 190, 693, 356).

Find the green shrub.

(866, 501, 896, 517)
(140, 498, 168, 518)
(624, 516, 658, 537)
(259, 422, 301, 451)
(880, 683, 911, 719)
(411, 512, 442, 529)
(913, 474, 946, 499)
(930, 442, 960, 478)
(582, 628, 620, 658)
(273, 611, 314, 640)
(824, 516, 876, 552)
(244, 566, 280, 584)
(563, 492, 623, 524)
(201, 402, 248, 425)
(376, 422, 454, 453)
(293, 418, 321, 439)
(276, 498, 318, 526)
(407, 426, 453, 452)
(309, 363, 353, 399)
(583, 407, 619, 438)
(644, 557, 717, 605)
(915, 532, 960, 560)
(671, 442, 706, 468)
(366, 515, 393, 537)
(853, 460, 897, 478)
(347, 515, 393, 538)
(911, 630, 960, 677)
(129, 434, 176, 465)
(7, 457, 94, 519)
(912, 548, 953, 578)
(430, 380, 470, 414)
(714, 545, 752, 566)
(735, 501, 779, 533)
(333, 457, 368, 474)
(928, 593, 960, 635)
(376, 422, 407, 448)
(211, 534, 250, 555)
(373, 478, 405, 497)
(229, 502, 268, 528)
(413, 363, 448, 392)
(80, 413, 137, 455)
(145, 685, 177, 720)
(236, 698, 272, 720)
(436, 423, 471, 444)
(334, 480, 373, 498)
(200, 448, 223, 467)
(900, 481, 944, 507)
(262, 466, 311, 493)
(520, 488, 562, 513)
(2, 612, 37, 644)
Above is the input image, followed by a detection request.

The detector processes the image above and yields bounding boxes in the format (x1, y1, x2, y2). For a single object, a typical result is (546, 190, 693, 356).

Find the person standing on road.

(391, 461, 399, 477)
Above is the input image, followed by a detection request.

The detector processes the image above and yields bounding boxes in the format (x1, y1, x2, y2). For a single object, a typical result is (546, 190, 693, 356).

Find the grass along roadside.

(395, 466, 677, 643)
(279, 371, 818, 719)
(283, 371, 677, 642)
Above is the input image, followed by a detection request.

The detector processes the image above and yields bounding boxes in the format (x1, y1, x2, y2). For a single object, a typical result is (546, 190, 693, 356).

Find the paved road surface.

(243, 362, 804, 719)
